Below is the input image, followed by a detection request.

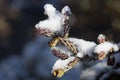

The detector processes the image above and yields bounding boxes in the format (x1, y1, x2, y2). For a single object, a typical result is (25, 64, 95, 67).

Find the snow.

(44, 4, 58, 18)
(69, 38, 97, 57)
(51, 37, 96, 59)
(97, 34, 105, 39)
(52, 57, 75, 72)
(50, 37, 120, 79)
(52, 37, 96, 58)
(94, 42, 119, 54)
(34, 4, 120, 80)
(35, 4, 71, 35)
(62, 6, 71, 15)
(35, 4, 63, 34)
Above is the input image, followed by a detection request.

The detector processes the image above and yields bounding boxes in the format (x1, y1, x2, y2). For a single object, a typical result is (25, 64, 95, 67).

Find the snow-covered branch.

(52, 57, 79, 78)
(35, 4, 120, 79)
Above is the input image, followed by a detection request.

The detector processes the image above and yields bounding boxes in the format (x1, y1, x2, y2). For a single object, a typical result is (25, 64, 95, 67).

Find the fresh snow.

(52, 57, 75, 71)
(35, 4, 71, 35)
(94, 42, 119, 54)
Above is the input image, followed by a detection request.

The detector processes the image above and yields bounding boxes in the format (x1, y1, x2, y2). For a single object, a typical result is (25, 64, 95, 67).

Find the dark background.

(0, 0, 120, 80)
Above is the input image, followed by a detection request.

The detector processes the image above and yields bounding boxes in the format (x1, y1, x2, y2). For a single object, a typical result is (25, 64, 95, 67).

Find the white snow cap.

(52, 57, 75, 72)
(44, 4, 56, 18)
(62, 6, 71, 14)
(51, 38, 96, 58)
(69, 38, 97, 57)
(35, 4, 63, 34)
(35, 4, 72, 35)
(94, 42, 119, 54)
(97, 34, 106, 40)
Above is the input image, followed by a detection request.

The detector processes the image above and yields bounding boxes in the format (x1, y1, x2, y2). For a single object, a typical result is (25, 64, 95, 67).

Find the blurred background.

(0, 0, 120, 80)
